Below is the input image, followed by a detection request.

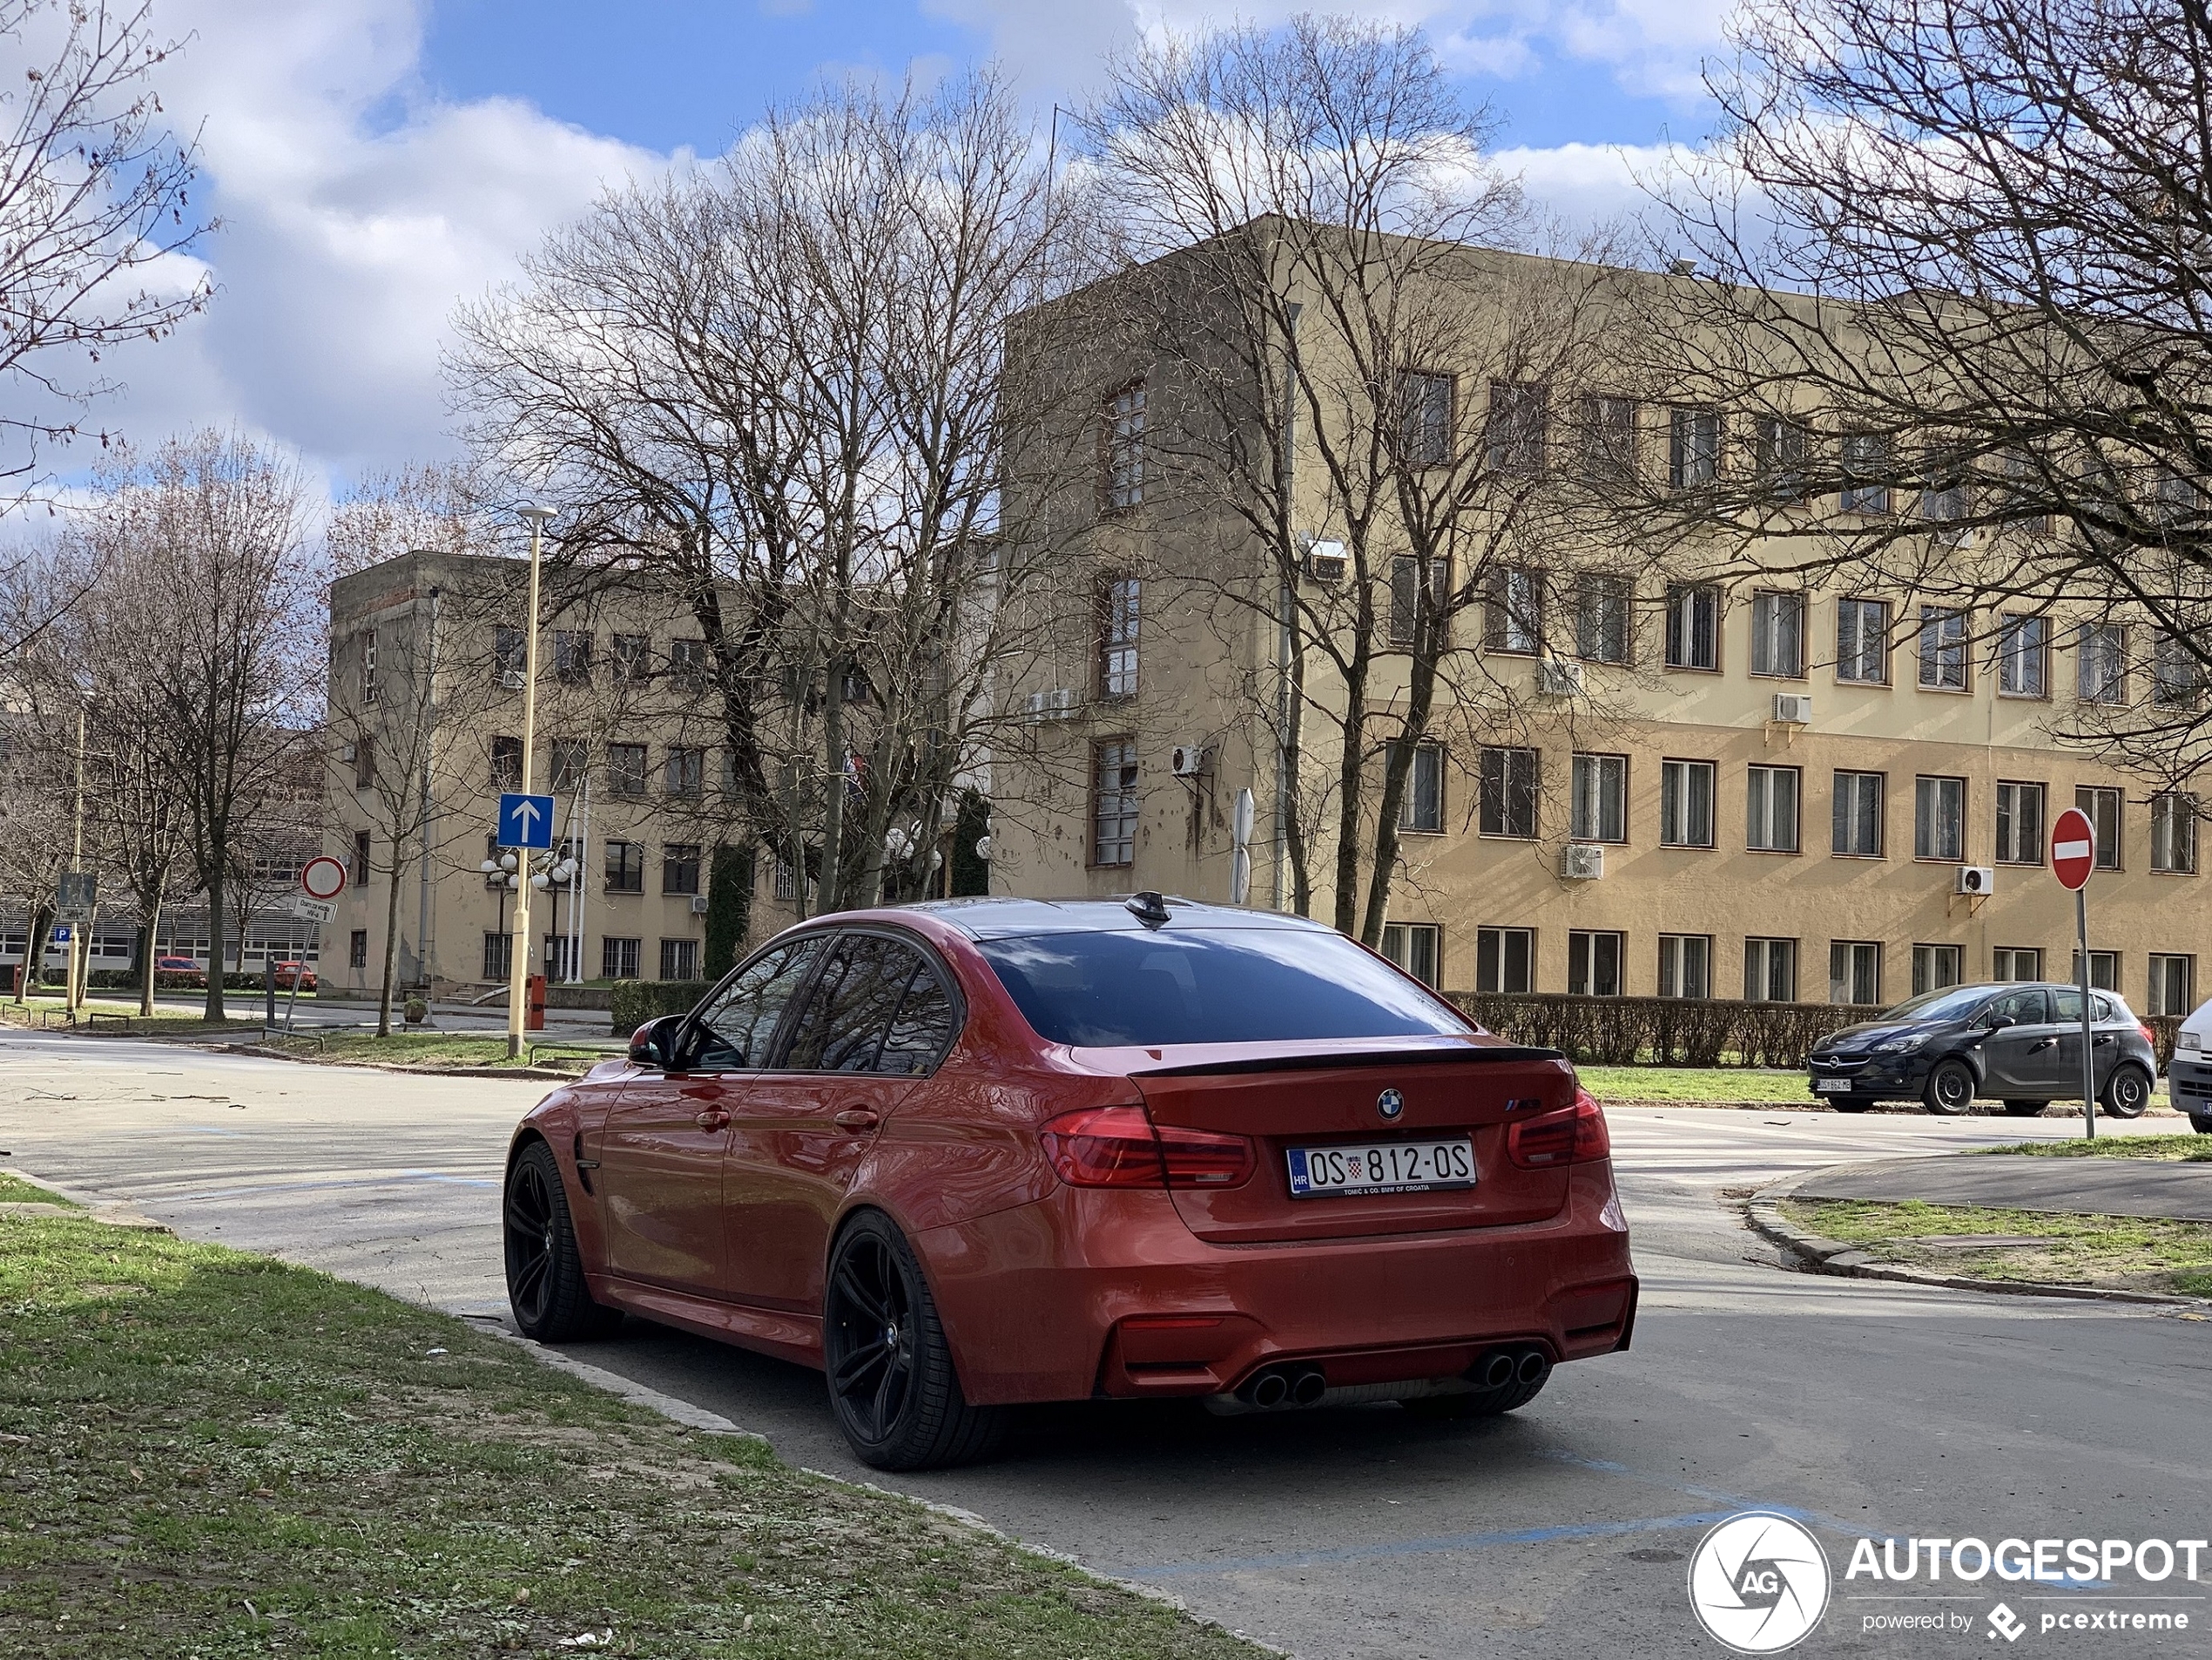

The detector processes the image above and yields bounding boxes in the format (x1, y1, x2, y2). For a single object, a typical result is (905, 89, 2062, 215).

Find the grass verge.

(0, 1210, 1263, 1658)
(1784, 1198, 2212, 1298)
(1580, 1067, 1820, 1104)
(253, 1032, 610, 1070)
(0, 1171, 76, 1206)
(1, 998, 262, 1033)
(1974, 1134, 2212, 1161)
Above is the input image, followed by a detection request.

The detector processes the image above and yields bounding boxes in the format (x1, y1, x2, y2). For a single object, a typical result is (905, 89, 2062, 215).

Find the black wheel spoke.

(873, 1346, 907, 1434)
(512, 1244, 550, 1302)
(834, 1262, 887, 1326)
(833, 1339, 890, 1392)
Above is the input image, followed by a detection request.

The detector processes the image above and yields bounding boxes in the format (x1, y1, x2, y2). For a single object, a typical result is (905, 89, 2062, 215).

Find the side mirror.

(1985, 1014, 2016, 1031)
(629, 1014, 685, 1068)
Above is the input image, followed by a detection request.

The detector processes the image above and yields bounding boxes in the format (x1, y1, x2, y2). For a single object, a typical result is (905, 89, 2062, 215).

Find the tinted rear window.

(974, 928, 1473, 1047)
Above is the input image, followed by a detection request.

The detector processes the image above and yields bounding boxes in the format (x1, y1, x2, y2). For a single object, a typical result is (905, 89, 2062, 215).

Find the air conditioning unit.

(1304, 540, 1349, 583)
(1561, 842, 1605, 881)
(1958, 865, 1996, 896)
(689, 895, 711, 914)
(1536, 658, 1585, 698)
(1169, 743, 1209, 777)
(501, 670, 527, 691)
(1773, 693, 1814, 725)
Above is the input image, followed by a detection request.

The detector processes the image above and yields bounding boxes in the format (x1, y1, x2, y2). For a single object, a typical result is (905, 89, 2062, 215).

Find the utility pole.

(506, 505, 556, 1058)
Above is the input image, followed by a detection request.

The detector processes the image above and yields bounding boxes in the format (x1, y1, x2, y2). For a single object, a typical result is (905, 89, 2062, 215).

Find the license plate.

(1285, 1137, 1475, 1198)
(1813, 1077, 1853, 1094)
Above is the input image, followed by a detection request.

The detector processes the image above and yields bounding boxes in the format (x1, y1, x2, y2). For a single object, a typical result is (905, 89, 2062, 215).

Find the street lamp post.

(506, 503, 556, 1058)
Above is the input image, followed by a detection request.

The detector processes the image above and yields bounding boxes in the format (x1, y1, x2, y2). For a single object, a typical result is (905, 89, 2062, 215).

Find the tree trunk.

(202, 873, 226, 1022)
(378, 845, 408, 1038)
(816, 654, 848, 916)
(138, 901, 162, 1017)
(1331, 674, 1368, 935)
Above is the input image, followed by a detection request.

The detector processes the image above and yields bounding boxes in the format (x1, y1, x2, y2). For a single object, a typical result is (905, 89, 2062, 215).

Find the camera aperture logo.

(1689, 1512, 1833, 1654)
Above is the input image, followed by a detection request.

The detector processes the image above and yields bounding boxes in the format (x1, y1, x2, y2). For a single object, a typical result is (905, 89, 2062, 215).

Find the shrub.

(610, 978, 708, 1037)
(1449, 993, 1869, 1069)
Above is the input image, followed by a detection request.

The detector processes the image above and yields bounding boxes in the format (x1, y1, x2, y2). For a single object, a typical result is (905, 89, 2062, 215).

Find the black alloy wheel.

(1923, 1058, 1979, 1116)
(2002, 1101, 2048, 1117)
(503, 1140, 621, 1342)
(2189, 1114, 2212, 1136)
(822, 1211, 1003, 1471)
(2100, 1063, 2153, 1120)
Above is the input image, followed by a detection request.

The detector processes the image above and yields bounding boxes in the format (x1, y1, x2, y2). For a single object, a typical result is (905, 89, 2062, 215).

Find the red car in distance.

(503, 896, 1636, 1470)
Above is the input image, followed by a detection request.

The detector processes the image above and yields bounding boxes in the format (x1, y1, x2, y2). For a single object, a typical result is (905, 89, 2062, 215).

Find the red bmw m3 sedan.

(503, 895, 1636, 1470)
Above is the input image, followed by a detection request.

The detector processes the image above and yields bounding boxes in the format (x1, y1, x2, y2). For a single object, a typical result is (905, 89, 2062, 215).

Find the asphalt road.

(3, 1029, 2206, 1657)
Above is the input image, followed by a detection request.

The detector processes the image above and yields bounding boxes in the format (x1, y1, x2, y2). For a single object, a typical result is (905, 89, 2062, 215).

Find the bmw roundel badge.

(1377, 1088, 1405, 1121)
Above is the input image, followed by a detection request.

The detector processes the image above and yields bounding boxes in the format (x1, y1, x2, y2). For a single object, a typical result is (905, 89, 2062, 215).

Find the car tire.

(1400, 1358, 1552, 1420)
(1829, 1097, 1876, 1114)
(2190, 1114, 2212, 1136)
(2001, 1101, 2047, 1117)
(823, 1211, 1005, 1472)
(503, 1139, 622, 1342)
(1923, 1058, 1979, 1116)
(2099, 1063, 2153, 1120)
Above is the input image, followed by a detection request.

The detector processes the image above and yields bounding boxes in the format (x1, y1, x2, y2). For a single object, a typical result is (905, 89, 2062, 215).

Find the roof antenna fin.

(1124, 891, 1171, 928)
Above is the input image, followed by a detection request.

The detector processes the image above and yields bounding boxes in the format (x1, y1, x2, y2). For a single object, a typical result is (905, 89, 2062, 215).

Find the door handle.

(833, 1107, 881, 1134)
(695, 1109, 730, 1130)
(2093, 1034, 2114, 1046)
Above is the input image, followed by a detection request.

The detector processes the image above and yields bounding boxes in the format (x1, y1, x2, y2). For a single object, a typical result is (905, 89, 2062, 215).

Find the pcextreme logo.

(1687, 1512, 1833, 1654)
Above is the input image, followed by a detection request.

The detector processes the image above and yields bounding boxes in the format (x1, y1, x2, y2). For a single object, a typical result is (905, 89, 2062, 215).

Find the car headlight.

(2181, 1031, 2202, 1053)
(1870, 1034, 1929, 1055)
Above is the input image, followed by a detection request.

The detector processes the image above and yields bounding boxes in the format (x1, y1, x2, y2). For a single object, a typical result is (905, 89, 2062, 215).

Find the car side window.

(2092, 994, 2118, 1022)
(2051, 987, 2083, 1022)
(691, 938, 826, 1070)
(781, 934, 951, 1074)
(1986, 989, 2048, 1025)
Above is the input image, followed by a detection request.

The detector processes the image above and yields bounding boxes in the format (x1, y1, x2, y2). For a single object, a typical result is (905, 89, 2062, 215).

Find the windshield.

(1880, 986, 1991, 1023)
(974, 927, 1474, 1047)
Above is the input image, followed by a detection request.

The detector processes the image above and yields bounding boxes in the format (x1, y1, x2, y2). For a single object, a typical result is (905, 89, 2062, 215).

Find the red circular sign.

(300, 854, 348, 901)
(2051, 806, 2096, 892)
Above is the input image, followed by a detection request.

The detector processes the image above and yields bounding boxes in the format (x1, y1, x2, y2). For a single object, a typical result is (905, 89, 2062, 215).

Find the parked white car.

(2165, 999, 2212, 1133)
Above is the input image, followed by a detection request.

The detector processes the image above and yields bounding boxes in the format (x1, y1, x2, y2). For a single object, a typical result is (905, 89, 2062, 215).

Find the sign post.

(2052, 806, 2098, 1140)
(288, 857, 348, 1035)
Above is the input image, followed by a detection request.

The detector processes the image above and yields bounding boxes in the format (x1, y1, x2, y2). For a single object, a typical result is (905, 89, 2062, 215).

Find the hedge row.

(18, 968, 283, 993)
(609, 978, 708, 1036)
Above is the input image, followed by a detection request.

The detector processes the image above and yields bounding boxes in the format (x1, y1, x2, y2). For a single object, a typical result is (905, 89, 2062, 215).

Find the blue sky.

(25, 0, 1730, 510)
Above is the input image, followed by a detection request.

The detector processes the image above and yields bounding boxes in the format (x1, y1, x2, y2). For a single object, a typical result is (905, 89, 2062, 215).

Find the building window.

(1399, 744, 1444, 833)
(1483, 564, 1543, 655)
(1390, 556, 1447, 645)
(1833, 770, 1885, 857)
(554, 630, 593, 686)
(1575, 573, 1630, 664)
(1476, 927, 1534, 994)
(353, 738, 374, 790)
(1485, 381, 1548, 476)
(1994, 781, 2045, 865)
(482, 931, 511, 982)
(1381, 921, 1441, 987)
(549, 739, 586, 793)
(1568, 930, 1623, 996)
(1919, 460, 1966, 528)
(1918, 606, 1968, 691)
(1996, 614, 2049, 698)
(1993, 946, 2043, 982)
(1750, 590, 1805, 678)
(1913, 775, 1966, 861)
(1102, 381, 1145, 510)
(602, 936, 640, 981)
(664, 746, 704, 798)
(1668, 407, 1719, 487)
(659, 938, 699, 982)
(490, 735, 523, 791)
(1912, 943, 1963, 995)
(1830, 940, 1881, 1005)
(611, 633, 651, 683)
(2077, 786, 2123, 869)
(1744, 937, 1797, 1002)
(1399, 370, 1455, 468)
(772, 858, 796, 902)
(1840, 432, 1891, 513)
(1659, 759, 1716, 848)
(1657, 934, 1712, 998)
(1663, 583, 1720, 670)
(604, 840, 644, 894)
(493, 625, 525, 679)
(607, 743, 648, 797)
(2076, 623, 2128, 706)
(348, 929, 368, 970)
(2148, 954, 2195, 1016)
(663, 843, 702, 896)
(359, 629, 378, 706)
(352, 829, 371, 885)
(1836, 597, 1891, 685)
(2072, 949, 2121, 993)
(2151, 793, 2198, 874)
(1581, 395, 1637, 482)
(1478, 746, 1539, 839)
(1098, 575, 1139, 698)
(1746, 765, 1801, 853)
(1570, 752, 1627, 843)
(1091, 739, 1138, 867)
(668, 637, 707, 689)
(1754, 415, 1811, 502)
(2153, 631, 2202, 709)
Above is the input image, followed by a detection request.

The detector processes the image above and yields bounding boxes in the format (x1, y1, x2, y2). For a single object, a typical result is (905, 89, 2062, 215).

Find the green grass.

(2, 996, 263, 1032)
(1975, 1135, 2212, 1161)
(0, 1209, 1264, 1659)
(1579, 1066, 1819, 1103)
(1786, 1198, 2212, 1298)
(0, 1171, 75, 1206)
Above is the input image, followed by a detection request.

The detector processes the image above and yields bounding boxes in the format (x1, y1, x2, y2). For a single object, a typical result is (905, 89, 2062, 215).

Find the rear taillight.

(1040, 1105, 1255, 1189)
(2140, 1022, 2157, 1049)
(1507, 1087, 1610, 1170)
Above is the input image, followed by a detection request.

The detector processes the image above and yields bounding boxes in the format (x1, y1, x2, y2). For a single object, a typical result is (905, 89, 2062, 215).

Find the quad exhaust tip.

(1225, 1347, 1548, 1414)
(1236, 1364, 1327, 1411)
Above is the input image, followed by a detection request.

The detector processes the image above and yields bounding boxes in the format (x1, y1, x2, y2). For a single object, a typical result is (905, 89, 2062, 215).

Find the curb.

(1745, 1164, 2212, 1309)
(205, 1043, 588, 1082)
(0, 1167, 171, 1233)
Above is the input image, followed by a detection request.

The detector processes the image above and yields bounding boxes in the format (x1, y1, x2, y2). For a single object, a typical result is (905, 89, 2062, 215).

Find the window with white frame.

(1479, 746, 1540, 838)
(1836, 597, 1891, 684)
(1746, 765, 1801, 853)
(1996, 613, 2048, 697)
(1668, 407, 1719, 487)
(601, 936, 640, 980)
(2148, 953, 2195, 1016)
(1744, 937, 1797, 1002)
(1103, 381, 1146, 509)
(1568, 929, 1623, 996)
(1580, 395, 1638, 482)
(1575, 572, 1631, 663)
(1381, 922, 1442, 987)
(1570, 752, 1627, 843)
(1840, 432, 1891, 513)
(1091, 739, 1139, 867)
(2077, 622, 2128, 705)
(2153, 631, 2201, 709)
(1830, 940, 1881, 1005)
(1912, 943, 1963, 995)
(359, 629, 378, 705)
(1400, 371, 1455, 469)
(1389, 556, 1447, 645)
(1918, 606, 1968, 690)
(1399, 744, 1444, 833)
(1485, 381, 1548, 476)
(1914, 774, 1966, 860)
(1663, 583, 1720, 670)
(2151, 793, 2198, 874)
(1657, 934, 1711, 998)
(1098, 574, 1139, 698)
(1750, 590, 1805, 677)
(1994, 780, 2045, 865)
(1993, 946, 2043, 982)
(1754, 415, 1811, 503)
(1659, 759, 1716, 848)
(1483, 564, 1543, 654)
(2071, 949, 2121, 993)
(1475, 927, 1534, 994)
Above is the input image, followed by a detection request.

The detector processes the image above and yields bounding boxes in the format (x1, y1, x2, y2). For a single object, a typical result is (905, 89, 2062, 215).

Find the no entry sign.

(2052, 806, 2096, 892)
(300, 854, 348, 901)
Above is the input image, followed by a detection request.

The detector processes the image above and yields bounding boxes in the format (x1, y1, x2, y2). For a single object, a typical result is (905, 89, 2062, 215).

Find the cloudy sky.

(39, 0, 1732, 507)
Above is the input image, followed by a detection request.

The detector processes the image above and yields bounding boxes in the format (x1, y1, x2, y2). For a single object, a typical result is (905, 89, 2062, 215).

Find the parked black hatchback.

(1808, 982, 2160, 1117)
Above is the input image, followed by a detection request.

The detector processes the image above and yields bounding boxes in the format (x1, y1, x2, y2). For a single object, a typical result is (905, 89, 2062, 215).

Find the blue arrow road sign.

(497, 792, 556, 849)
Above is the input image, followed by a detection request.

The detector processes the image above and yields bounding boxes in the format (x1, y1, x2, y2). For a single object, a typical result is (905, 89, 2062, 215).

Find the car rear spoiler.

(1133, 1045, 1568, 1079)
